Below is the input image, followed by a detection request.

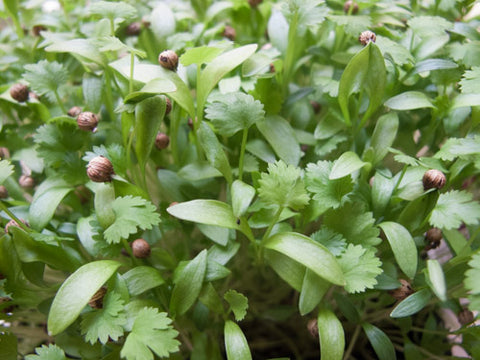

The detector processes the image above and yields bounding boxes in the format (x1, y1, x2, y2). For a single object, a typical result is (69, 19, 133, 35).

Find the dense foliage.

(1, 0, 480, 359)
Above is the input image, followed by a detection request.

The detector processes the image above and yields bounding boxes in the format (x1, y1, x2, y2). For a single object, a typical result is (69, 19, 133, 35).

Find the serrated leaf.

(434, 136, 480, 161)
(324, 203, 381, 246)
(89, 1, 137, 22)
(48, 260, 121, 335)
(23, 60, 68, 102)
(430, 190, 480, 230)
(103, 196, 160, 244)
(25, 344, 67, 360)
(328, 15, 371, 35)
(120, 307, 180, 360)
(310, 228, 346, 256)
(81, 292, 126, 344)
(378, 222, 418, 279)
(408, 16, 453, 37)
(460, 67, 480, 93)
(205, 92, 265, 137)
(258, 160, 309, 211)
(305, 161, 353, 212)
(376, 36, 414, 66)
(465, 252, 480, 294)
(337, 244, 382, 293)
(224, 290, 248, 321)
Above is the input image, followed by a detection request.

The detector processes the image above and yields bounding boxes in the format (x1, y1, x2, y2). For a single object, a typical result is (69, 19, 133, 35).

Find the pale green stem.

(54, 90, 67, 114)
(0, 202, 30, 232)
(129, 52, 135, 94)
(262, 206, 284, 242)
(238, 128, 249, 181)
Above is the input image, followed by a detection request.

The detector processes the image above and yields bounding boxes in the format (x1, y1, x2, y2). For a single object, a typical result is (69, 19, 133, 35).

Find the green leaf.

(124, 78, 176, 103)
(305, 161, 353, 213)
(338, 244, 383, 293)
(362, 323, 396, 360)
(464, 252, 480, 310)
(369, 113, 399, 165)
(310, 228, 347, 256)
(23, 60, 68, 102)
(375, 36, 414, 66)
(0, 160, 14, 185)
(135, 96, 166, 171)
(426, 260, 446, 302)
(460, 67, 480, 93)
(48, 260, 121, 335)
(328, 15, 371, 36)
(170, 250, 207, 316)
(267, 10, 289, 54)
(408, 16, 453, 37)
(198, 44, 258, 112)
(0, 332, 17, 360)
(299, 269, 330, 315)
(45, 39, 105, 65)
(434, 136, 480, 161)
(258, 160, 309, 211)
(103, 196, 161, 244)
(231, 180, 256, 218)
(430, 190, 480, 230)
(338, 42, 386, 126)
(390, 288, 431, 318)
(167, 200, 240, 230)
(317, 308, 345, 360)
(25, 344, 67, 360)
(256, 115, 302, 166)
(384, 91, 435, 110)
(330, 151, 367, 180)
(264, 250, 305, 292)
(224, 290, 248, 321)
(88, 1, 137, 22)
(120, 307, 180, 360)
(205, 92, 265, 137)
(372, 172, 395, 217)
(378, 222, 418, 279)
(412, 59, 458, 74)
(93, 36, 146, 58)
(180, 46, 224, 66)
(123, 266, 165, 296)
(198, 122, 233, 184)
(198, 224, 230, 246)
(83, 74, 103, 113)
(324, 203, 381, 246)
(264, 232, 345, 286)
(29, 178, 72, 230)
(81, 292, 126, 344)
(224, 320, 252, 360)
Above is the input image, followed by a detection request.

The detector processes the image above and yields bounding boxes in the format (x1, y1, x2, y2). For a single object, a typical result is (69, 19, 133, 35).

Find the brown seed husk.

(87, 156, 114, 182)
(131, 238, 151, 258)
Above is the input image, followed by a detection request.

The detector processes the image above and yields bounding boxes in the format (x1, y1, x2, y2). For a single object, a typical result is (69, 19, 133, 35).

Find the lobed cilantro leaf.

(93, 36, 146, 58)
(81, 292, 127, 344)
(103, 196, 161, 244)
(434, 136, 480, 161)
(0, 160, 14, 185)
(88, 1, 137, 23)
(224, 289, 248, 322)
(23, 60, 68, 102)
(305, 161, 353, 212)
(459, 67, 480, 93)
(25, 344, 67, 360)
(258, 160, 310, 211)
(323, 202, 381, 247)
(429, 190, 480, 230)
(205, 92, 265, 137)
(337, 244, 382, 293)
(120, 307, 180, 360)
(310, 227, 347, 256)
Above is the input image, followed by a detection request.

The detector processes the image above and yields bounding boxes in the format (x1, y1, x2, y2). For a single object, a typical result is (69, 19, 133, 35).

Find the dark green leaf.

(123, 266, 165, 296)
(0, 332, 17, 360)
(299, 269, 330, 315)
(369, 113, 399, 165)
(362, 323, 396, 360)
(390, 288, 431, 318)
(48, 260, 121, 335)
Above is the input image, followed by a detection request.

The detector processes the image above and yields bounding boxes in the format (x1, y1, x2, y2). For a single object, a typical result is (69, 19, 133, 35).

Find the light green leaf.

(330, 151, 367, 180)
(299, 269, 330, 315)
(434, 136, 480, 161)
(338, 42, 386, 126)
(224, 321, 252, 360)
(135, 96, 166, 171)
(256, 115, 301, 166)
(180, 46, 224, 66)
(23, 60, 68, 102)
(224, 290, 248, 321)
(0, 160, 14, 185)
(426, 260, 446, 302)
(25, 345, 67, 360)
(45, 39, 105, 65)
(170, 250, 207, 316)
(123, 266, 165, 296)
(88, 1, 137, 22)
(318, 308, 345, 360)
(198, 122, 233, 184)
(338, 244, 383, 293)
(264, 232, 345, 286)
(198, 44, 258, 112)
(384, 91, 435, 110)
(48, 260, 121, 335)
(310, 228, 347, 256)
(167, 200, 240, 230)
(265, 250, 305, 292)
(460, 67, 480, 93)
(231, 180, 256, 218)
(369, 113, 399, 165)
(412, 59, 458, 75)
(362, 323, 396, 360)
(379, 222, 418, 279)
(430, 190, 480, 230)
(390, 288, 431, 318)
(29, 178, 72, 230)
